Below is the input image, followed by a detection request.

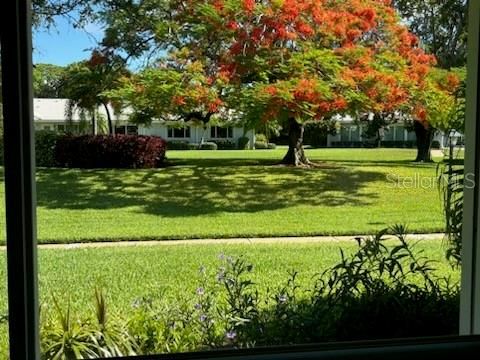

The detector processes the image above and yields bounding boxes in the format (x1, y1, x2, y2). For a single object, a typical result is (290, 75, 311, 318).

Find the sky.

(33, 16, 104, 66)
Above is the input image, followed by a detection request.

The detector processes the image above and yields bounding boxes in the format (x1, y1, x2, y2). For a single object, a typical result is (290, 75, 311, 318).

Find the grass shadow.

(34, 158, 385, 217)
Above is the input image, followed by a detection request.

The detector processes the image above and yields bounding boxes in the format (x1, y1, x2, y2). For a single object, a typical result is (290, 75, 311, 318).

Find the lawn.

(0, 148, 446, 244)
(0, 239, 459, 357)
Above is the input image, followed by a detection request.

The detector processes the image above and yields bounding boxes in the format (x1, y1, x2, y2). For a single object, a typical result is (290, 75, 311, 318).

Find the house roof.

(33, 98, 129, 122)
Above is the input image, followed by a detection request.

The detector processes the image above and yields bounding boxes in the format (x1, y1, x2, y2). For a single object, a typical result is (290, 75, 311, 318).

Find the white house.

(33, 98, 256, 148)
(326, 114, 457, 148)
(33, 98, 460, 149)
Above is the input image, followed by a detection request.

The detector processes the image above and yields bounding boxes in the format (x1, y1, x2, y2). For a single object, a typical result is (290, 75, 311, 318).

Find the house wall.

(138, 123, 255, 149)
(327, 123, 447, 148)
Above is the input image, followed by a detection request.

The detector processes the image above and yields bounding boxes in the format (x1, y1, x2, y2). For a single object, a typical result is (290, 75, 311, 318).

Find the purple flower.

(194, 303, 202, 310)
(225, 330, 237, 340)
(196, 287, 205, 296)
(199, 314, 208, 322)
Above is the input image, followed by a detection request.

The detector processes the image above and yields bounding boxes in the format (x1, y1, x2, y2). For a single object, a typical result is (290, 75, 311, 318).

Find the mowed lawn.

(0, 239, 459, 357)
(0, 148, 445, 244)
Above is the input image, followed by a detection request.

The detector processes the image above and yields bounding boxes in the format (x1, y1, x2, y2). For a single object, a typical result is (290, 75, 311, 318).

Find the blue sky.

(33, 17, 104, 66)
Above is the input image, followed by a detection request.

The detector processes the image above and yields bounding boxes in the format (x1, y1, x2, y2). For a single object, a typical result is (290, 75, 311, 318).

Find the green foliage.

(33, 63, 66, 98)
(254, 141, 268, 149)
(35, 130, 60, 167)
(167, 140, 190, 150)
(41, 289, 136, 359)
(267, 143, 277, 149)
(255, 134, 268, 143)
(438, 150, 464, 266)
(303, 120, 337, 148)
(36, 227, 458, 355)
(431, 140, 441, 149)
(62, 51, 129, 134)
(237, 136, 250, 150)
(212, 139, 236, 150)
(199, 142, 218, 150)
(393, 0, 467, 68)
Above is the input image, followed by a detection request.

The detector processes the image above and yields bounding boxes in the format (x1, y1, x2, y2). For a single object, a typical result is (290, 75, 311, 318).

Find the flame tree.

(104, 0, 457, 165)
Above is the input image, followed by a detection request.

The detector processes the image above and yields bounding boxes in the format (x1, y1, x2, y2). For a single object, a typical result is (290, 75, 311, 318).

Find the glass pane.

(127, 125, 138, 135)
(216, 126, 227, 138)
(115, 126, 126, 135)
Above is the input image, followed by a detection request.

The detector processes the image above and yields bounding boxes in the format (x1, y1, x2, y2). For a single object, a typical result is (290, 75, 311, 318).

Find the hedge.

(199, 142, 218, 150)
(167, 140, 190, 150)
(55, 135, 167, 169)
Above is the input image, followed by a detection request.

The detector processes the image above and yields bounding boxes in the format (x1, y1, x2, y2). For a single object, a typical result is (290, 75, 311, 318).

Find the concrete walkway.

(0, 233, 445, 250)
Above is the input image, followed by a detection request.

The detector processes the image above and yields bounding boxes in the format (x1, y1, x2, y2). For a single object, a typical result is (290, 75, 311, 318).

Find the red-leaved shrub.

(55, 135, 167, 168)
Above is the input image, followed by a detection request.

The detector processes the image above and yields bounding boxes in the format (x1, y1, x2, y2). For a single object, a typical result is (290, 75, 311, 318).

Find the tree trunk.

(103, 102, 113, 135)
(414, 120, 434, 162)
(281, 118, 311, 166)
(91, 113, 96, 135)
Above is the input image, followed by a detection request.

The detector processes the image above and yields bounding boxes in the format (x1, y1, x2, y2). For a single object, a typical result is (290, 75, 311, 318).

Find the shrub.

(255, 134, 268, 143)
(167, 140, 190, 150)
(267, 143, 276, 149)
(199, 142, 218, 150)
(188, 143, 199, 150)
(35, 130, 60, 167)
(237, 136, 250, 150)
(55, 135, 167, 169)
(431, 140, 441, 149)
(40, 227, 458, 356)
(254, 141, 268, 149)
(212, 139, 236, 150)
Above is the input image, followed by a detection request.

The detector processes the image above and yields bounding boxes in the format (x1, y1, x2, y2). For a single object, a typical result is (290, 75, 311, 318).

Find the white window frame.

(210, 125, 233, 139)
(167, 125, 191, 139)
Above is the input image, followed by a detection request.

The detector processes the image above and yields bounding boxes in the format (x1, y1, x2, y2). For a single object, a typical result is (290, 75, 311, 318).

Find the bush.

(167, 140, 190, 150)
(255, 134, 268, 143)
(199, 142, 218, 150)
(42, 226, 458, 357)
(267, 143, 276, 149)
(188, 143, 199, 150)
(254, 141, 268, 149)
(35, 130, 60, 167)
(212, 139, 236, 150)
(55, 135, 167, 169)
(237, 136, 250, 150)
(431, 140, 441, 149)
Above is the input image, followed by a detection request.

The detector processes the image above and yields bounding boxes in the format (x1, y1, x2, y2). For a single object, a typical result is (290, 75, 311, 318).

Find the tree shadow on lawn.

(34, 160, 384, 217)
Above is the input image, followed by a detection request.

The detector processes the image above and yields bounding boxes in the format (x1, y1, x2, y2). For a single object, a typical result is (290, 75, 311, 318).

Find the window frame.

(2, 1, 480, 359)
(210, 125, 233, 139)
(167, 125, 191, 139)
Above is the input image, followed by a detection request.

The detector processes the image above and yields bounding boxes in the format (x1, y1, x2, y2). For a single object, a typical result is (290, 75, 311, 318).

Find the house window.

(211, 126, 233, 138)
(167, 126, 190, 138)
(115, 126, 126, 135)
(127, 125, 138, 135)
(56, 124, 65, 133)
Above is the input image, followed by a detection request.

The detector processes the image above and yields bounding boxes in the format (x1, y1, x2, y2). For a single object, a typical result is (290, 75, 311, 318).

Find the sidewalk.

(0, 233, 445, 250)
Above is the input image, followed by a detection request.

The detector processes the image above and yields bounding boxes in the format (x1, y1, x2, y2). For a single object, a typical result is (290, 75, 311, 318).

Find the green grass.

(0, 148, 446, 244)
(0, 239, 459, 357)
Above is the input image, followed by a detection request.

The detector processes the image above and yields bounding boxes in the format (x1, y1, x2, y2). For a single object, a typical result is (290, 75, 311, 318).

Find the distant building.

(326, 114, 458, 149)
(33, 99, 461, 149)
(33, 98, 256, 148)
